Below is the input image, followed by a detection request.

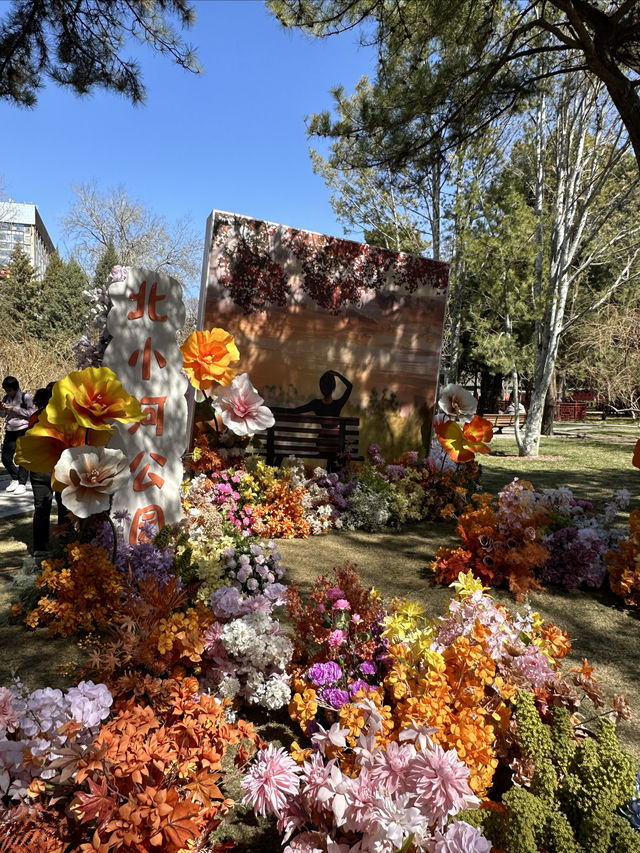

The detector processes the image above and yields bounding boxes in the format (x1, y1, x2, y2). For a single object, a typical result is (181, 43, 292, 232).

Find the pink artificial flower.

(351, 613, 361, 624)
(332, 599, 351, 611)
(242, 744, 301, 817)
(328, 629, 347, 648)
(327, 587, 345, 601)
(427, 819, 492, 852)
(369, 740, 414, 795)
(213, 372, 275, 436)
(0, 687, 19, 732)
(407, 744, 479, 823)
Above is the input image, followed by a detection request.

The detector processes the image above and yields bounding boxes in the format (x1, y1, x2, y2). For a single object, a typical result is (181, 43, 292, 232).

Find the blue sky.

(1, 0, 373, 285)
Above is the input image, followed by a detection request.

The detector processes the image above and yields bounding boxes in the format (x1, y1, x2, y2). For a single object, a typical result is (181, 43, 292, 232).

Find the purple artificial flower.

(360, 661, 376, 676)
(322, 687, 350, 709)
(307, 661, 343, 686)
(349, 679, 371, 696)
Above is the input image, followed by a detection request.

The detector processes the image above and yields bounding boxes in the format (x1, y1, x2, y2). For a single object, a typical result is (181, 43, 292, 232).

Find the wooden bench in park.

(255, 412, 363, 466)
(484, 412, 526, 434)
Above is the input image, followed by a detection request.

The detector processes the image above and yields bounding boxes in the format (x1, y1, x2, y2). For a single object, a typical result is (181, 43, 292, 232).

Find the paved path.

(0, 474, 33, 520)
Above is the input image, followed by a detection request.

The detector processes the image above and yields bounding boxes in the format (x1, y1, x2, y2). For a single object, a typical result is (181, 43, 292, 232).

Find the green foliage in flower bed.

(462, 692, 640, 853)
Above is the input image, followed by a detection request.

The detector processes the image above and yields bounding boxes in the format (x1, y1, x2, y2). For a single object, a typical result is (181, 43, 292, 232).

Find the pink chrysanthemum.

(328, 629, 347, 648)
(242, 745, 301, 817)
(369, 740, 414, 794)
(407, 745, 479, 823)
(0, 687, 19, 732)
(427, 819, 492, 852)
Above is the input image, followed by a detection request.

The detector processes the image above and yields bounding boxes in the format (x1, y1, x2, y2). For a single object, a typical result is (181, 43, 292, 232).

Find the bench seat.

(255, 412, 362, 466)
(484, 412, 526, 434)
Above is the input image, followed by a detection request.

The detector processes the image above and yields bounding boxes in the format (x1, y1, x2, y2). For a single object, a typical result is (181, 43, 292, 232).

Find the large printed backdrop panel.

(201, 212, 449, 457)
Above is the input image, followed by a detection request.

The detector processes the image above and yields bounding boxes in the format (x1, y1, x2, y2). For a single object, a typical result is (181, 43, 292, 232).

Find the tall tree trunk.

(541, 370, 556, 436)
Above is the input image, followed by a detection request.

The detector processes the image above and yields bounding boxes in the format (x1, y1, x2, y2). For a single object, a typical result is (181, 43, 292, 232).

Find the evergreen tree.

(41, 253, 88, 337)
(0, 244, 40, 338)
(0, 0, 199, 107)
(93, 241, 120, 292)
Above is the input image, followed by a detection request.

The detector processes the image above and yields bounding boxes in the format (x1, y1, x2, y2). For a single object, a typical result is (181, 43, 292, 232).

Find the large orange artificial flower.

(180, 328, 240, 390)
(633, 438, 640, 469)
(47, 367, 143, 431)
(15, 413, 110, 473)
(435, 415, 494, 463)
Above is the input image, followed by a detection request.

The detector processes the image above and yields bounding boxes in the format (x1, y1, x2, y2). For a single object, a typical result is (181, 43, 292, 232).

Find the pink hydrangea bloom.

(0, 687, 19, 732)
(214, 373, 275, 436)
(407, 744, 479, 823)
(427, 819, 492, 852)
(242, 744, 301, 816)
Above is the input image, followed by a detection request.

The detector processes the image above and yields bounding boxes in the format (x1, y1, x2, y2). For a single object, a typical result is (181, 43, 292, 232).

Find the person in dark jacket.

(1, 376, 34, 495)
(27, 386, 68, 559)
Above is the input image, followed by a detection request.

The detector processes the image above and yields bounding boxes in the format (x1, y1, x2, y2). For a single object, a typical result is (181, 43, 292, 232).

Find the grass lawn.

(0, 428, 638, 850)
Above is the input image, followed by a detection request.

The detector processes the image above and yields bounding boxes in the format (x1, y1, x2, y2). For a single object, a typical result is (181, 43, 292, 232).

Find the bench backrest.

(255, 412, 361, 465)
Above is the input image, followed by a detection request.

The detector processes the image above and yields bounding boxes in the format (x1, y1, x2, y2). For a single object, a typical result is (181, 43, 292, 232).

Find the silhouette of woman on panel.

(273, 370, 353, 471)
(284, 370, 353, 416)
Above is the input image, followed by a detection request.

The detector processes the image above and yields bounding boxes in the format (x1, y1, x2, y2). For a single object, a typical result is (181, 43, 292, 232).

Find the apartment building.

(0, 201, 55, 279)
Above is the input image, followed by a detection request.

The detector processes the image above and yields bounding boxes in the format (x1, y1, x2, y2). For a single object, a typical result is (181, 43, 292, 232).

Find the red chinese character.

(128, 280, 168, 321)
(128, 396, 167, 435)
(130, 450, 167, 492)
(128, 337, 168, 380)
(129, 505, 166, 545)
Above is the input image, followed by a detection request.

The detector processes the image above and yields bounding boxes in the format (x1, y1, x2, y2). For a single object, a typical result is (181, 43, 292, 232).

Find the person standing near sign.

(1, 375, 34, 495)
(28, 386, 68, 559)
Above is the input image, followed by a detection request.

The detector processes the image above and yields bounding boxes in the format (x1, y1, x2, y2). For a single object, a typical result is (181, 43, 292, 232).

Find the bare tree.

(518, 74, 640, 455)
(62, 183, 202, 288)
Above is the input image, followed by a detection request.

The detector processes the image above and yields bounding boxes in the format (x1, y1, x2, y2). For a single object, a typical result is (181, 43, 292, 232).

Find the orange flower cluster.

(72, 680, 260, 853)
(25, 543, 123, 636)
(156, 606, 213, 666)
(251, 480, 311, 538)
(380, 630, 505, 795)
(85, 577, 212, 705)
(431, 485, 551, 598)
(606, 508, 640, 609)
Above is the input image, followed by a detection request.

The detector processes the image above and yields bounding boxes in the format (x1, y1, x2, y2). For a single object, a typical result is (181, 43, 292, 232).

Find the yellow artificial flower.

(47, 367, 143, 431)
(16, 412, 110, 473)
(450, 570, 489, 599)
(180, 328, 240, 390)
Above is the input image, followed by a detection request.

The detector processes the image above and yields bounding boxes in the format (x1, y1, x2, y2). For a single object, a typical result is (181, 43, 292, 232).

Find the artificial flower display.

(435, 415, 493, 463)
(47, 366, 144, 431)
(213, 372, 275, 436)
(438, 383, 478, 419)
(180, 327, 240, 390)
(242, 705, 489, 853)
(53, 445, 130, 517)
(15, 411, 110, 473)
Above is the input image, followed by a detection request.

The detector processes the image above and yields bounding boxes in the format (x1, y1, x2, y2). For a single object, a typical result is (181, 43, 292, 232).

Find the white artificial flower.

(437, 384, 478, 419)
(53, 445, 129, 517)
